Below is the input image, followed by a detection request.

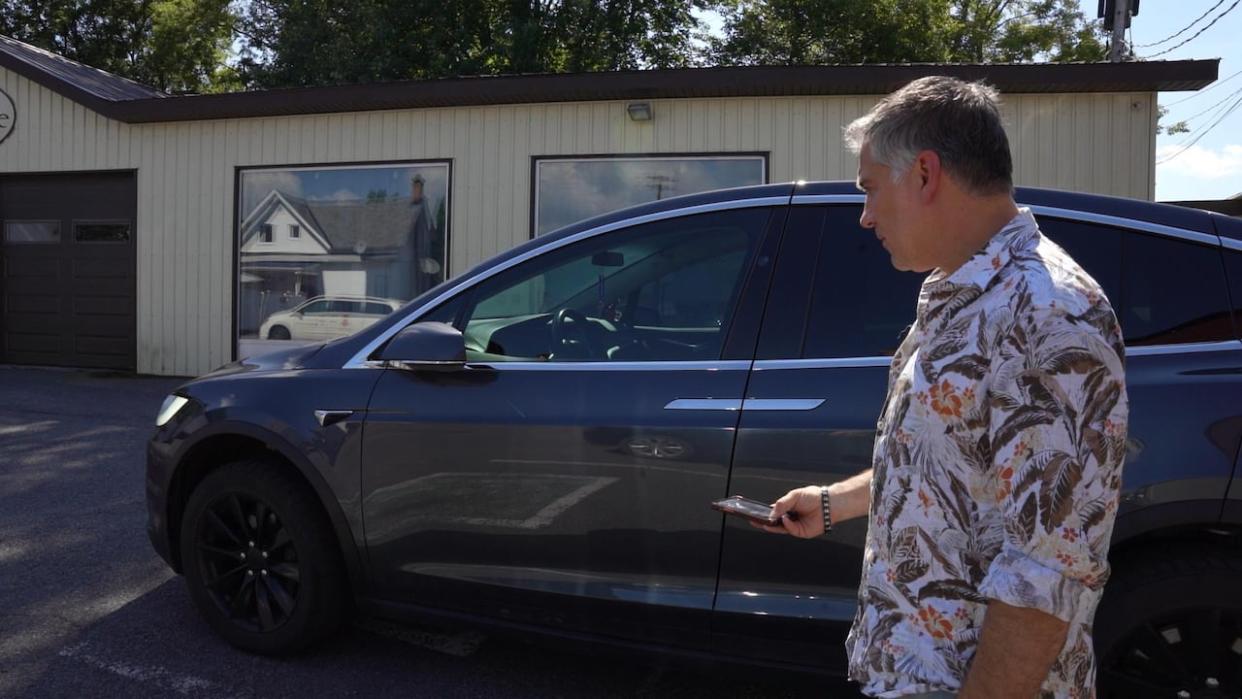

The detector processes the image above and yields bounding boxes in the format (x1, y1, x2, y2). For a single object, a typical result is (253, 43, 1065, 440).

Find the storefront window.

(236, 163, 450, 353)
(533, 155, 766, 236)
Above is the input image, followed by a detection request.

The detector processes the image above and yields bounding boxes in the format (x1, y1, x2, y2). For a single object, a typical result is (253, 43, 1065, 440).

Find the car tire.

(1094, 544, 1242, 698)
(180, 460, 348, 655)
(267, 326, 291, 340)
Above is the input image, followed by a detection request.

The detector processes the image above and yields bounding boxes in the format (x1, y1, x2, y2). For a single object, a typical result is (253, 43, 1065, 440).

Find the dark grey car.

(147, 181, 1242, 698)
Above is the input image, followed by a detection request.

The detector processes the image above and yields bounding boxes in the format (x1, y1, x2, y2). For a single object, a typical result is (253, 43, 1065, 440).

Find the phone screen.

(711, 496, 784, 524)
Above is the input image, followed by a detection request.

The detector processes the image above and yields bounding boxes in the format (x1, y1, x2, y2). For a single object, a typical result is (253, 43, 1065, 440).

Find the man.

(757, 76, 1128, 699)
(406, 173, 444, 295)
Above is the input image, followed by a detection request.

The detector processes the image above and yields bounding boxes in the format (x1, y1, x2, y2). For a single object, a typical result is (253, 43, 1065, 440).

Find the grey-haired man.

(757, 76, 1128, 699)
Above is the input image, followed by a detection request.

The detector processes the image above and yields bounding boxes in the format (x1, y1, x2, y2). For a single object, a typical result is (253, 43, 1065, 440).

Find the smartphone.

(711, 495, 797, 526)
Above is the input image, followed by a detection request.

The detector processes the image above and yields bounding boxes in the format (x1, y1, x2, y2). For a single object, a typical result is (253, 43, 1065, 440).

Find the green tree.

(709, 0, 1109, 65)
(234, 0, 711, 89)
(0, 0, 238, 93)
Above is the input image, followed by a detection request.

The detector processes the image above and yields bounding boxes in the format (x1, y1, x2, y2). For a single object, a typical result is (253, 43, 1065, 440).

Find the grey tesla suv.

(147, 181, 1242, 697)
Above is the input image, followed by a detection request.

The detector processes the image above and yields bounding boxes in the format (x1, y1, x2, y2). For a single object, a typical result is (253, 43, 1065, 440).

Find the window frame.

(345, 196, 788, 369)
(232, 158, 454, 361)
(529, 152, 769, 239)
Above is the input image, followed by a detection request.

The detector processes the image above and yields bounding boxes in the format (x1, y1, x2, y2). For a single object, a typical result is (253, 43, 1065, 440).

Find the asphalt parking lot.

(0, 366, 861, 698)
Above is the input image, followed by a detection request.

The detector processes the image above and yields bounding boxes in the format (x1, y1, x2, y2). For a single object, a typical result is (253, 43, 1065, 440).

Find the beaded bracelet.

(820, 485, 832, 535)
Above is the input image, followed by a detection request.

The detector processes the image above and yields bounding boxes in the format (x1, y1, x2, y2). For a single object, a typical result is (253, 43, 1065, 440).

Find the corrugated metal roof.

(0, 35, 165, 102)
(0, 33, 1221, 124)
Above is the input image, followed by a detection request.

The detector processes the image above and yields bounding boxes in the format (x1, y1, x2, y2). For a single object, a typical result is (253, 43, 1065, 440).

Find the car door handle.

(741, 398, 825, 411)
(314, 410, 355, 427)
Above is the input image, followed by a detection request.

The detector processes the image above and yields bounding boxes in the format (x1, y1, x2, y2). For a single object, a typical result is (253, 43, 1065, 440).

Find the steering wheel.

(550, 308, 598, 358)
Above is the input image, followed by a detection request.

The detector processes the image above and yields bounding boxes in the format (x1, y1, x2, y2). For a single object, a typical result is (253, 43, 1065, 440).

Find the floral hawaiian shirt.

(845, 209, 1129, 699)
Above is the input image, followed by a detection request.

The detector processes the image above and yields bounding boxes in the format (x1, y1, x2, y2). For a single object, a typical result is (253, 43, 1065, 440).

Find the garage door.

(1, 172, 136, 370)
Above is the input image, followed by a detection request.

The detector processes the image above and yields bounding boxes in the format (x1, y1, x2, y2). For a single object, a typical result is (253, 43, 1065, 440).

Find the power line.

(1163, 68, 1242, 107)
(1178, 84, 1242, 122)
(1135, 0, 1227, 48)
(1143, 0, 1242, 58)
(1156, 93, 1242, 164)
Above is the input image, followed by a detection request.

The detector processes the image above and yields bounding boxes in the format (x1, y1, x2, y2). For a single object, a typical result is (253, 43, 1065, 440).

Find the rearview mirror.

(378, 321, 467, 371)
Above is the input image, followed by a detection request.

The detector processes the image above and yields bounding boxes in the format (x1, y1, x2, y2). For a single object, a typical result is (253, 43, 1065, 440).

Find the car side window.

(1035, 217, 1123, 315)
(364, 302, 393, 315)
(1040, 217, 1232, 346)
(453, 208, 772, 362)
(300, 300, 330, 315)
(802, 206, 922, 358)
(1121, 232, 1232, 346)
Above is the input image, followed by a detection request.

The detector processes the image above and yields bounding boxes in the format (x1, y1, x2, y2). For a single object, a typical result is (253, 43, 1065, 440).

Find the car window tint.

(803, 206, 922, 358)
(364, 302, 392, 315)
(756, 206, 825, 360)
(1226, 248, 1242, 341)
(1121, 232, 1231, 346)
(1035, 216, 1123, 313)
(460, 208, 771, 362)
(300, 301, 330, 314)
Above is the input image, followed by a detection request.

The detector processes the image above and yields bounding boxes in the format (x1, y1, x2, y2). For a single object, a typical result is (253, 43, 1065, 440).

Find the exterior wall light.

(626, 102, 653, 121)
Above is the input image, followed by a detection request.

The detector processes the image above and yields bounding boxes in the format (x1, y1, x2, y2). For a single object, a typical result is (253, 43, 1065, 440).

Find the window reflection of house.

(237, 189, 444, 337)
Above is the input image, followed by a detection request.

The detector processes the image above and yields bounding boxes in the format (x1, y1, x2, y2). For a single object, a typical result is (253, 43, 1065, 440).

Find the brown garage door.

(1, 172, 136, 370)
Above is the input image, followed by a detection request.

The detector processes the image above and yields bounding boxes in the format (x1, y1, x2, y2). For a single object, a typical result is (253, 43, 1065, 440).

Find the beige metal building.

(0, 36, 1217, 376)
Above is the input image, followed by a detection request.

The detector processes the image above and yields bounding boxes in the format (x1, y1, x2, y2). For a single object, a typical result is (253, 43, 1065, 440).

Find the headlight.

(155, 395, 190, 427)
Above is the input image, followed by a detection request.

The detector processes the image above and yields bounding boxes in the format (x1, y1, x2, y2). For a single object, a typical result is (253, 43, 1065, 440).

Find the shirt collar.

(916, 208, 1040, 329)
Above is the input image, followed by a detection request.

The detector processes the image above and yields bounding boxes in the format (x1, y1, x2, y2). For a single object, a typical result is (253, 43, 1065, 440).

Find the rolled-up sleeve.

(977, 307, 1128, 622)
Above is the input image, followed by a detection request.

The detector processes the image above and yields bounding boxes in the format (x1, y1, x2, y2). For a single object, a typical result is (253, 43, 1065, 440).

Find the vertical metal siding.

(0, 67, 1158, 375)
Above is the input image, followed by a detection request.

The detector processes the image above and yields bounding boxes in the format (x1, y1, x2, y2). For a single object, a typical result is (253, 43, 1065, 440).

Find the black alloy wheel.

(1099, 607, 1242, 698)
(1096, 545, 1242, 699)
(180, 461, 347, 654)
(194, 491, 300, 633)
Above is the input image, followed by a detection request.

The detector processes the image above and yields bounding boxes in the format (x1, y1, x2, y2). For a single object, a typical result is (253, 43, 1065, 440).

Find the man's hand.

(750, 486, 826, 538)
(751, 470, 874, 538)
(958, 600, 1069, 699)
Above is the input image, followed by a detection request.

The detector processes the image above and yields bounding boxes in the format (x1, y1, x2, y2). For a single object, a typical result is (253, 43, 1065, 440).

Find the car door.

(713, 202, 923, 669)
(360, 205, 784, 647)
(293, 299, 332, 340)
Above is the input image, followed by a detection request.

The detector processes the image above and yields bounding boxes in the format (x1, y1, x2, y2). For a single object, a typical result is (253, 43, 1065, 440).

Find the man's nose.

(859, 207, 876, 229)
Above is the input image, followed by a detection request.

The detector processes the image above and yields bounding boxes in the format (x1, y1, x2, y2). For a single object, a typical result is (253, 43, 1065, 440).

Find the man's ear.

(914, 150, 942, 203)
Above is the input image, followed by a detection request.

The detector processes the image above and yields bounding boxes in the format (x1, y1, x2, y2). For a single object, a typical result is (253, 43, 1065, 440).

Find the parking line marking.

(57, 641, 242, 697)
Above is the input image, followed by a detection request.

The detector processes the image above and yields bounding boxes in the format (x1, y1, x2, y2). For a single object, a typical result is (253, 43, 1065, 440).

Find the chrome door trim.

(791, 194, 864, 205)
(741, 398, 825, 411)
(1127, 340, 1242, 357)
(664, 398, 744, 411)
(465, 360, 753, 372)
(1026, 205, 1221, 248)
(344, 196, 789, 369)
(754, 357, 891, 370)
(1221, 237, 1242, 253)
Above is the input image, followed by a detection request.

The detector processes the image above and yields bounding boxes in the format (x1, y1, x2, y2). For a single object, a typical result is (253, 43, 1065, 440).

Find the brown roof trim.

(0, 37, 1220, 124)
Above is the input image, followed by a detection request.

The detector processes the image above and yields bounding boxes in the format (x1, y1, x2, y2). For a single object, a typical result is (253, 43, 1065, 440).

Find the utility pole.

(1110, 0, 1130, 62)
(1100, 0, 1138, 62)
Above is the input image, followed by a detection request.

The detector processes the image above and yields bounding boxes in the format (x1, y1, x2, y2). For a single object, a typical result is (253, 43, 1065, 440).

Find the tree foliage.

(235, 0, 712, 89)
(708, 0, 1109, 65)
(0, 0, 239, 93)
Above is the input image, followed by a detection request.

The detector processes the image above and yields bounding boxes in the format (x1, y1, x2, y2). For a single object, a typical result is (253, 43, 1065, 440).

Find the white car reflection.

(259, 295, 402, 341)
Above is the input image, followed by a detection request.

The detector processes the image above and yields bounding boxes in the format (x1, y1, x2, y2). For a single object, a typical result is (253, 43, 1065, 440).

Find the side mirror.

(378, 321, 467, 371)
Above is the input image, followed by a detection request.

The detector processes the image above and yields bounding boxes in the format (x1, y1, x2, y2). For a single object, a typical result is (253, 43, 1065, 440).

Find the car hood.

(196, 342, 326, 380)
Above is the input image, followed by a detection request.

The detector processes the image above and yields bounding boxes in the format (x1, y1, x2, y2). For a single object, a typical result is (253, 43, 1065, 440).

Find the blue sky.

(1083, 0, 1242, 201)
